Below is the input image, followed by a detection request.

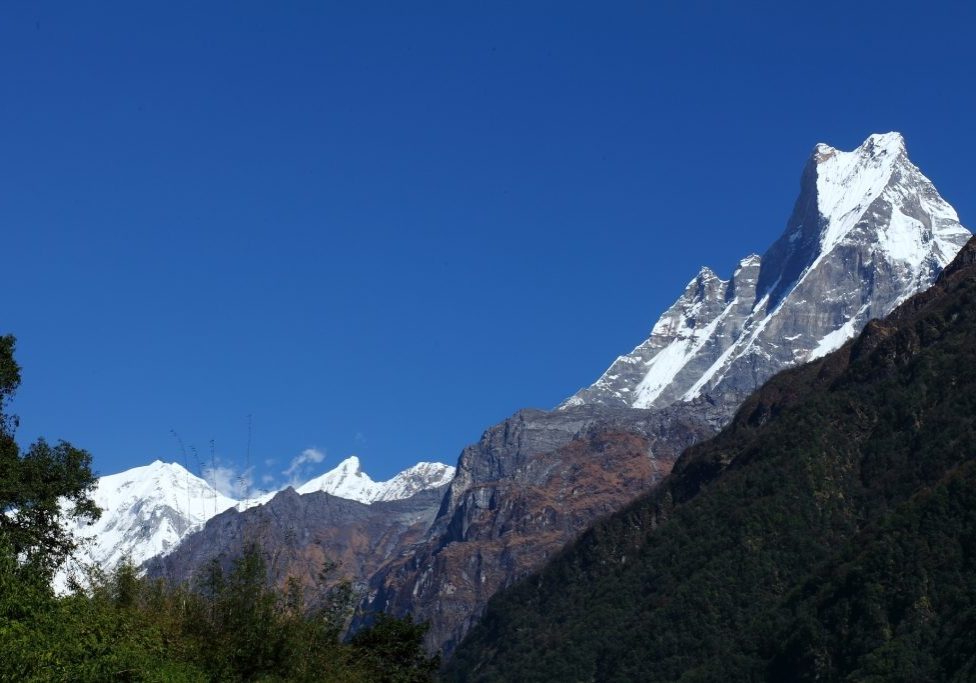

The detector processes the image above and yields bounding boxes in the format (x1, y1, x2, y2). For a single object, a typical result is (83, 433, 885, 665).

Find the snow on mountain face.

(562, 132, 970, 412)
(296, 456, 381, 502)
(296, 456, 455, 504)
(58, 460, 239, 589)
(59, 455, 455, 588)
(373, 461, 456, 502)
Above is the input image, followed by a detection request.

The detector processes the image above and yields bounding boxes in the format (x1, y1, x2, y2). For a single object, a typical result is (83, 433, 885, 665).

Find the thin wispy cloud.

(283, 447, 326, 486)
(203, 464, 254, 499)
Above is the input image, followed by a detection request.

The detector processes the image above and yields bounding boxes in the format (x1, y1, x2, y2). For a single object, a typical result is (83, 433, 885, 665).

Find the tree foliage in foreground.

(2, 543, 439, 681)
(0, 334, 100, 580)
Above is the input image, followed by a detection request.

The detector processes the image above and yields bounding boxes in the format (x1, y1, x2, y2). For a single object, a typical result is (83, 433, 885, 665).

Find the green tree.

(0, 334, 100, 579)
(351, 613, 440, 682)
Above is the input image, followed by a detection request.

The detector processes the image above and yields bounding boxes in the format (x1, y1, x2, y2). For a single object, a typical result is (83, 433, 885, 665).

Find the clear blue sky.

(2, 2, 974, 493)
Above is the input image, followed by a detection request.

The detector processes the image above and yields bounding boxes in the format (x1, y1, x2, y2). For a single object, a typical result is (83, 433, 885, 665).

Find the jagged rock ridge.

(561, 132, 970, 412)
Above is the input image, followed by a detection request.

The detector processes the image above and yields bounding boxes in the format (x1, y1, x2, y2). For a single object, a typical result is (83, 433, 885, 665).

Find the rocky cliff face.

(357, 403, 718, 654)
(561, 132, 970, 413)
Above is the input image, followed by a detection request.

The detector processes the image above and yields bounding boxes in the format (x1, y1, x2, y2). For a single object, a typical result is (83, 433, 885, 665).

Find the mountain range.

(61, 456, 454, 589)
(77, 132, 970, 660)
(355, 131, 970, 654)
(447, 235, 976, 681)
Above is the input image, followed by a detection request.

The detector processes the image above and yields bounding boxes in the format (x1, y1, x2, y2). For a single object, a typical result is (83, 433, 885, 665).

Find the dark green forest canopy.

(447, 238, 976, 682)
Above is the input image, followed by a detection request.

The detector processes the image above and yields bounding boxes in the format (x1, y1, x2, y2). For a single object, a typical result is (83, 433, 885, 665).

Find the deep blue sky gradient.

(2, 2, 974, 491)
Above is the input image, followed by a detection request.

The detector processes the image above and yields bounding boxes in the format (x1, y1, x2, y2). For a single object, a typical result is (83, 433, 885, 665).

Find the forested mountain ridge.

(447, 237, 976, 681)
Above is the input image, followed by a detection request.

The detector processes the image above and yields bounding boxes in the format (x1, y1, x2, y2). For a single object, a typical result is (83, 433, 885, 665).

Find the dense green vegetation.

(4, 544, 440, 681)
(447, 241, 976, 681)
(0, 336, 438, 681)
(2, 544, 439, 681)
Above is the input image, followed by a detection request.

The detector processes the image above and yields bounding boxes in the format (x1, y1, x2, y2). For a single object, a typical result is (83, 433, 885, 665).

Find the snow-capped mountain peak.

(296, 455, 380, 502)
(561, 132, 970, 413)
(82, 460, 240, 561)
(811, 131, 924, 262)
(296, 456, 455, 504)
(373, 461, 457, 502)
(58, 459, 240, 590)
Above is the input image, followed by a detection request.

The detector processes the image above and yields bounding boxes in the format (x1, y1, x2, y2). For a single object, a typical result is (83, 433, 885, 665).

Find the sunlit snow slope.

(58, 460, 239, 589)
(296, 456, 455, 503)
